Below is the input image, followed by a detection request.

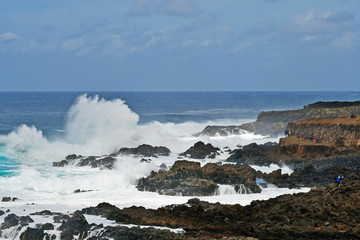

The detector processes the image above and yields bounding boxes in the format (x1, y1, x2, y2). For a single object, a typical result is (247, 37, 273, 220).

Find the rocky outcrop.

(58, 211, 89, 240)
(118, 144, 170, 158)
(180, 141, 221, 159)
(20, 227, 47, 240)
(53, 155, 116, 169)
(286, 116, 360, 146)
(136, 160, 261, 196)
(194, 125, 250, 137)
(0, 214, 34, 229)
(197, 101, 360, 137)
(226, 142, 279, 166)
(83, 180, 360, 239)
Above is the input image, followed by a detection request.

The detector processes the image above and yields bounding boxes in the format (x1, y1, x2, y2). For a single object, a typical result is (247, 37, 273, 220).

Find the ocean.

(0, 91, 359, 238)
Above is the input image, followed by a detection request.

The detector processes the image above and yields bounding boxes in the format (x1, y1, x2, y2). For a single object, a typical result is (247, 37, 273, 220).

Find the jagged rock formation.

(118, 144, 171, 158)
(180, 141, 221, 159)
(82, 180, 360, 239)
(53, 155, 116, 169)
(226, 142, 278, 166)
(136, 160, 260, 196)
(194, 125, 250, 137)
(197, 101, 360, 137)
(286, 116, 360, 146)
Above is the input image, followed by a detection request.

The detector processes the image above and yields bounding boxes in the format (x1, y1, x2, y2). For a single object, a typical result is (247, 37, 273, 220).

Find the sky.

(1, 0, 359, 91)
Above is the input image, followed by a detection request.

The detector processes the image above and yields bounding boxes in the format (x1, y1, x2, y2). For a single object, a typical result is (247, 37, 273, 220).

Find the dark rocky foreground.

(83, 180, 360, 240)
(9, 181, 356, 239)
(137, 160, 260, 196)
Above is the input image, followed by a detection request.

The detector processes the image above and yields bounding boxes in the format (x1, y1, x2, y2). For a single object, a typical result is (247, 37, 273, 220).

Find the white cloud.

(201, 40, 212, 47)
(332, 32, 356, 48)
(164, 0, 198, 17)
(287, 9, 355, 34)
(0, 32, 20, 41)
(62, 37, 86, 51)
(233, 41, 253, 52)
(302, 35, 317, 42)
(128, 0, 198, 17)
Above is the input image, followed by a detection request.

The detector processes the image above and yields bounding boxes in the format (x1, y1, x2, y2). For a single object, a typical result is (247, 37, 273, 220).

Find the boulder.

(180, 141, 221, 159)
(226, 142, 278, 165)
(58, 211, 89, 240)
(20, 227, 47, 240)
(136, 160, 260, 196)
(1, 214, 34, 229)
(119, 144, 170, 158)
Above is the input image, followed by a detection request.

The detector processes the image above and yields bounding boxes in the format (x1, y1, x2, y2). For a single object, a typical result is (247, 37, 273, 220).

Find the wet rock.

(1, 197, 11, 202)
(137, 160, 260, 196)
(20, 227, 47, 240)
(87, 225, 185, 240)
(74, 189, 93, 193)
(53, 156, 116, 169)
(83, 180, 360, 239)
(194, 125, 249, 137)
(140, 158, 152, 163)
(65, 154, 82, 160)
(58, 211, 89, 240)
(226, 142, 278, 166)
(180, 141, 221, 159)
(1, 214, 34, 229)
(119, 144, 171, 157)
(52, 160, 68, 167)
(40, 223, 54, 231)
(53, 214, 71, 223)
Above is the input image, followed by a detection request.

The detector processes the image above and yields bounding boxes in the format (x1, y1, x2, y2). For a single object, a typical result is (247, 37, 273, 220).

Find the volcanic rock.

(118, 144, 171, 158)
(226, 142, 278, 166)
(83, 180, 360, 239)
(53, 155, 116, 169)
(194, 125, 250, 137)
(20, 227, 48, 240)
(180, 141, 221, 159)
(199, 101, 360, 137)
(58, 211, 89, 240)
(0, 214, 34, 229)
(136, 160, 260, 196)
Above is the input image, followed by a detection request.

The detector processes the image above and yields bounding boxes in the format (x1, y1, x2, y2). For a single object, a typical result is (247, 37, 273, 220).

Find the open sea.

(0, 91, 359, 238)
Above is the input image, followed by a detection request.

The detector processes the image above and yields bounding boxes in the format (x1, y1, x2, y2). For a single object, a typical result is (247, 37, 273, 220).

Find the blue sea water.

(1, 91, 360, 136)
(0, 91, 360, 175)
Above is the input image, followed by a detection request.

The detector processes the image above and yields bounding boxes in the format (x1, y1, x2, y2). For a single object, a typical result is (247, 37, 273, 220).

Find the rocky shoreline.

(2, 100, 360, 239)
(1, 181, 359, 239)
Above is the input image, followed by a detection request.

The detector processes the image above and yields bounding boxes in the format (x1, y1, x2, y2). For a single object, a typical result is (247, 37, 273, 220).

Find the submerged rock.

(53, 155, 116, 169)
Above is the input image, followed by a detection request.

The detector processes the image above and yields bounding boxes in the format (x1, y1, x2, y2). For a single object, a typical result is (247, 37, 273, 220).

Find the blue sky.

(1, 0, 359, 91)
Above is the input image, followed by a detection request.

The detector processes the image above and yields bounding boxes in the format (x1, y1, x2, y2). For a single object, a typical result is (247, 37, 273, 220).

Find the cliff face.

(240, 101, 360, 137)
(287, 116, 360, 147)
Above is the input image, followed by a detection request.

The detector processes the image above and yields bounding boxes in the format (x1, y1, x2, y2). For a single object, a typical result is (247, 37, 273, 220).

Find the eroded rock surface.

(136, 160, 260, 196)
(119, 144, 171, 158)
(180, 141, 221, 159)
(83, 180, 360, 239)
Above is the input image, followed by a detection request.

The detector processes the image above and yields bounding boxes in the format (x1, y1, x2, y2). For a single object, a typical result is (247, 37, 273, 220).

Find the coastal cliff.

(196, 101, 360, 137)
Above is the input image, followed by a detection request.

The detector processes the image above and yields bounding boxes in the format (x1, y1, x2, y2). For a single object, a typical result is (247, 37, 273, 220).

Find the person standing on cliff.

(285, 130, 289, 137)
(313, 136, 316, 143)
